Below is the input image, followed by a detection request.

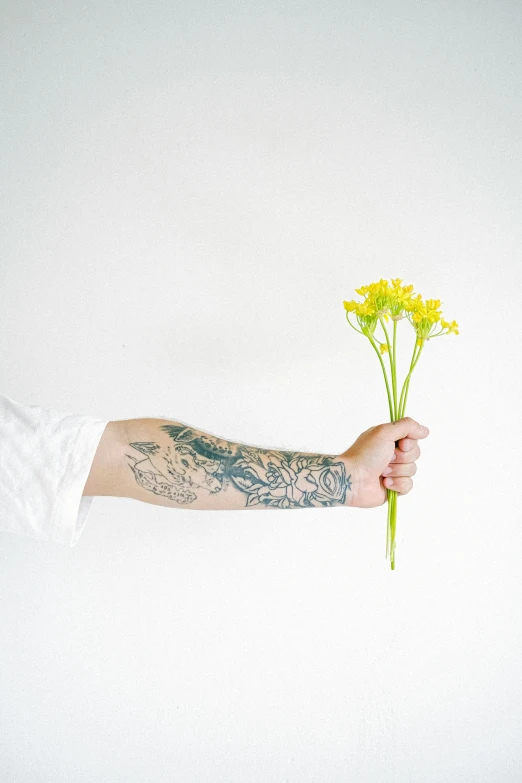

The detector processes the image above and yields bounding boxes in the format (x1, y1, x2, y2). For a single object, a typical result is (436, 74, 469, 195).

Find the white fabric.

(0, 393, 110, 546)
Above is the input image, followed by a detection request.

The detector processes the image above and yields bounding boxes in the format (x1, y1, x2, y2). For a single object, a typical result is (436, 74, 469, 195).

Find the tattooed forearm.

(121, 419, 353, 510)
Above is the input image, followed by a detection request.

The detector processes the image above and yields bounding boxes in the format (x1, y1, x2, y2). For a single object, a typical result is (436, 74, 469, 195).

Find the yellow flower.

(354, 286, 369, 297)
(357, 301, 376, 316)
(380, 343, 389, 354)
(441, 319, 459, 335)
(369, 280, 388, 297)
(343, 300, 357, 312)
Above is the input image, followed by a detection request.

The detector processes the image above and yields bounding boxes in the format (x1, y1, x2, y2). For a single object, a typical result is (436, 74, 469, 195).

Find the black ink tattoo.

(125, 423, 351, 509)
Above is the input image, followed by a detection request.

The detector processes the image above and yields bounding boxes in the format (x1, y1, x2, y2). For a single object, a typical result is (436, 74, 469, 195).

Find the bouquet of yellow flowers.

(343, 278, 458, 569)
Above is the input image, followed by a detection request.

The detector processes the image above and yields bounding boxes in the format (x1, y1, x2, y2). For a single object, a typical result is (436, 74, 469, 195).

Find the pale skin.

(82, 416, 429, 511)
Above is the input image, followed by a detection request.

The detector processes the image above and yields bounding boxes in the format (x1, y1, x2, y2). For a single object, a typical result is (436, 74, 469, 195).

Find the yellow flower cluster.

(343, 278, 459, 343)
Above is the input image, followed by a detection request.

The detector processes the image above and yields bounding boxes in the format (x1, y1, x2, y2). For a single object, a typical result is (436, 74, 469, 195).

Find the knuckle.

(398, 477, 413, 493)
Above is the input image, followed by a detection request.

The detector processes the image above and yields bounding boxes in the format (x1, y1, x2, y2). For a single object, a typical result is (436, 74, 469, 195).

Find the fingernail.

(382, 466, 393, 476)
(391, 453, 397, 461)
(386, 477, 394, 486)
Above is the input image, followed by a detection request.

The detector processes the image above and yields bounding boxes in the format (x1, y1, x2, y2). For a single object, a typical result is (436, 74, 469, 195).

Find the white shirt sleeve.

(0, 393, 111, 547)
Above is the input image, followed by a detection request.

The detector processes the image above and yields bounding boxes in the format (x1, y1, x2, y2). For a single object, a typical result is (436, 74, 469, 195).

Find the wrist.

(335, 455, 358, 508)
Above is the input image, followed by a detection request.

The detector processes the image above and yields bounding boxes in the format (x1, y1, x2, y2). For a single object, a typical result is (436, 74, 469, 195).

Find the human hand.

(338, 417, 430, 508)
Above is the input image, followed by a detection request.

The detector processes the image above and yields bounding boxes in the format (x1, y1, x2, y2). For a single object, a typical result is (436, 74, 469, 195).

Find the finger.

(382, 461, 417, 478)
(398, 437, 417, 452)
(379, 417, 429, 443)
(393, 444, 421, 464)
(383, 476, 414, 494)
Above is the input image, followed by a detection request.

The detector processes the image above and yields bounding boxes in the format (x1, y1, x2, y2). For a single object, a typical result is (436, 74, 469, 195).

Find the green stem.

(368, 334, 394, 422)
(392, 319, 398, 420)
(398, 341, 424, 419)
(400, 373, 416, 420)
(400, 339, 423, 414)
(378, 315, 396, 420)
(386, 496, 390, 558)
(386, 489, 396, 568)
(398, 342, 418, 419)
(400, 376, 414, 420)
(345, 311, 365, 336)
(390, 491, 397, 569)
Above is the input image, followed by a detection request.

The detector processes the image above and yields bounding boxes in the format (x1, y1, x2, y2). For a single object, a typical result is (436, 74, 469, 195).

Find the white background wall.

(1, 1, 521, 780)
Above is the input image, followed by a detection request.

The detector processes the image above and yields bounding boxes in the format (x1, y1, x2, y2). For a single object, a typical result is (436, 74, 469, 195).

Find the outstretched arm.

(82, 418, 354, 510)
(82, 416, 428, 510)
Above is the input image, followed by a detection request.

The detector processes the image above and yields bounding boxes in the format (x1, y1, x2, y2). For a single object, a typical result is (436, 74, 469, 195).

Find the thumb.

(377, 416, 430, 442)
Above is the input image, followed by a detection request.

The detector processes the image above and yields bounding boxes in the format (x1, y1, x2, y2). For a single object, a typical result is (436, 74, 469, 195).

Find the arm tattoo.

(124, 423, 351, 509)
